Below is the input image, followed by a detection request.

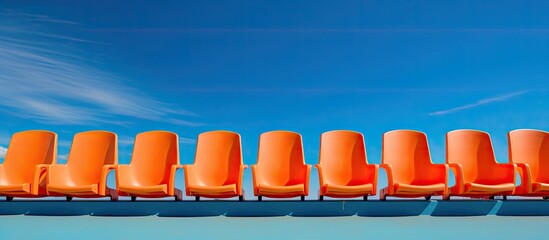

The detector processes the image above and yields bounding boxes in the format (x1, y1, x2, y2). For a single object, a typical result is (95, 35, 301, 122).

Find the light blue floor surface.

(0, 215, 548, 239)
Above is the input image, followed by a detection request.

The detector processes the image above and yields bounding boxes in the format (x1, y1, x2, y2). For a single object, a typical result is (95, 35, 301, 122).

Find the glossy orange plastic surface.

(252, 131, 311, 199)
(316, 130, 378, 199)
(116, 131, 183, 200)
(184, 131, 247, 199)
(0, 130, 57, 198)
(446, 130, 516, 198)
(46, 131, 118, 200)
(509, 129, 549, 197)
(381, 130, 448, 200)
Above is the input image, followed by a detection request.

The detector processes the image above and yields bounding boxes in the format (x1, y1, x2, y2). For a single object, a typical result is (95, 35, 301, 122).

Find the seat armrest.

(251, 165, 259, 195)
(182, 165, 194, 181)
(315, 164, 325, 189)
(182, 165, 194, 195)
(169, 164, 185, 196)
(99, 164, 117, 196)
(32, 164, 51, 195)
(448, 163, 465, 194)
(515, 163, 533, 193)
(304, 165, 312, 195)
(237, 164, 248, 196)
(515, 163, 532, 193)
(367, 164, 380, 193)
(508, 163, 518, 188)
(380, 164, 394, 194)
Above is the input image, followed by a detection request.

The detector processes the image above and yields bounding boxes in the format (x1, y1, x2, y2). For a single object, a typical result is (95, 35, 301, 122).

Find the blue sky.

(1, 1, 548, 199)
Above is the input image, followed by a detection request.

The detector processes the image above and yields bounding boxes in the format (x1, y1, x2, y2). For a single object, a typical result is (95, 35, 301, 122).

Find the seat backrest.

(446, 130, 497, 183)
(256, 131, 306, 186)
(509, 129, 549, 182)
(130, 131, 179, 185)
(65, 131, 117, 185)
(2, 130, 57, 184)
(192, 131, 242, 186)
(383, 130, 433, 184)
(318, 130, 369, 186)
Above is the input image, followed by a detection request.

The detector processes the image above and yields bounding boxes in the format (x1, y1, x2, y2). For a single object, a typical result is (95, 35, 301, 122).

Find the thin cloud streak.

(0, 11, 202, 126)
(2, 10, 80, 25)
(58, 140, 72, 147)
(88, 28, 549, 33)
(429, 90, 529, 116)
(118, 136, 135, 146)
(179, 137, 196, 144)
(170, 88, 529, 93)
(0, 146, 6, 158)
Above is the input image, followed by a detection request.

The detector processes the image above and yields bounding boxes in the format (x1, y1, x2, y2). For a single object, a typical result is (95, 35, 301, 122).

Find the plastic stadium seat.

(46, 131, 118, 201)
(380, 130, 448, 200)
(184, 131, 247, 201)
(0, 130, 57, 200)
(252, 131, 311, 200)
(116, 131, 183, 201)
(509, 129, 549, 199)
(316, 130, 378, 200)
(446, 130, 516, 199)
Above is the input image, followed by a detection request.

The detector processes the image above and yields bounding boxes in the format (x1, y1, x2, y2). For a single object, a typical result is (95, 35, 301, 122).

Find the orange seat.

(381, 130, 448, 200)
(184, 131, 247, 200)
(116, 131, 183, 201)
(446, 130, 516, 199)
(252, 131, 311, 200)
(509, 129, 549, 198)
(46, 131, 118, 201)
(316, 130, 378, 200)
(0, 130, 57, 200)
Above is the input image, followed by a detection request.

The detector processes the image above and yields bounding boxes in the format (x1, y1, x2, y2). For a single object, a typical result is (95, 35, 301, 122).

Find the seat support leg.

(239, 195, 244, 201)
(108, 189, 118, 201)
(5, 196, 13, 201)
(380, 189, 387, 201)
(319, 195, 324, 201)
(195, 196, 200, 201)
(425, 196, 431, 201)
(363, 195, 368, 201)
(66, 196, 73, 202)
(131, 196, 137, 202)
(301, 196, 305, 201)
(258, 196, 262, 201)
(174, 189, 183, 201)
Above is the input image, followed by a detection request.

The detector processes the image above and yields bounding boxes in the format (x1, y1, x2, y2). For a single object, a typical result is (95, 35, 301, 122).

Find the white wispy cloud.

(0, 146, 7, 158)
(58, 140, 72, 147)
(57, 154, 68, 160)
(0, 10, 202, 126)
(429, 90, 529, 116)
(179, 137, 196, 144)
(118, 136, 135, 146)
